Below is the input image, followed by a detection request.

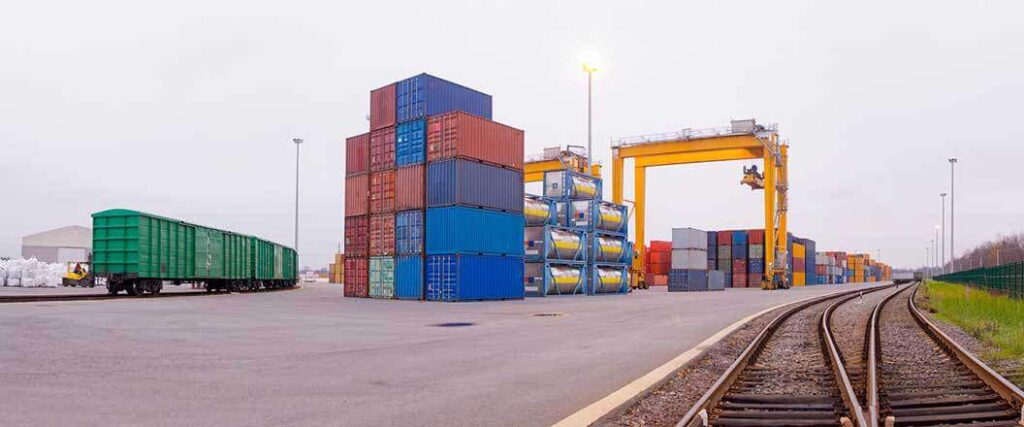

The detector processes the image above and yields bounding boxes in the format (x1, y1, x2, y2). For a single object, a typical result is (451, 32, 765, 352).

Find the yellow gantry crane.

(611, 119, 791, 289)
(524, 145, 601, 183)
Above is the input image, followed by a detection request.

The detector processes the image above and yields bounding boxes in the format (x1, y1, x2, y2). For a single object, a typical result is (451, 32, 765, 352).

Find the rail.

(822, 291, 873, 427)
(615, 123, 778, 148)
(866, 282, 1024, 425)
(676, 286, 890, 427)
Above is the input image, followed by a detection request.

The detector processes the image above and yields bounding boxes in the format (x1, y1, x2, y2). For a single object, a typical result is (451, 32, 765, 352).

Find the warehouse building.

(21, 225, 92, 263)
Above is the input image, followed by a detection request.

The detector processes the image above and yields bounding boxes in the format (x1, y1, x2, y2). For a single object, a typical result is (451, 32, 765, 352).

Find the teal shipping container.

(369, 256, 395, 299)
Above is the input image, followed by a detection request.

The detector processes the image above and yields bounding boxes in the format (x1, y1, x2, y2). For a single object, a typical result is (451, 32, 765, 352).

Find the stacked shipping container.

(646, 240, 671, 285)
(345, 73, 525, 301)
(669, 228, 722, 291)
(523, 195, 587, 296)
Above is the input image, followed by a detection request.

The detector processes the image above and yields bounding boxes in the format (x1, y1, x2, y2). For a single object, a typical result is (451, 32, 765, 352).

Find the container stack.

(329, 253, 345, 284)
(747, 230, 764, 287)
(345, 73, 525, 302)
(546, 170, 630, 295)
(646, 241, 672, 286)
(706, 232, 717, 272)
(344, 132, 371, 298)
(716, 232, 732, 287)
(835, 252, 847, 284)
(669, 228, 719, 291)
(524, 195, 586, 296)
(731, 231, 748, 288)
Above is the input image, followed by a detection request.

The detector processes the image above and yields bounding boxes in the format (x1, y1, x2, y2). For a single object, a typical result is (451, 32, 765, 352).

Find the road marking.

(551, 290, 849, 427)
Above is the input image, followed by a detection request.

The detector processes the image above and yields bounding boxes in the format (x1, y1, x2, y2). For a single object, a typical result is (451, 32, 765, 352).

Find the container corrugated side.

(346, 133, 370, 176)
(670, 248, 707, 270)
(668, 269, 708, 292)
(717, 232, 732, 245)
(395, 164, 425, 211)
(426, 111, 524, 169)
(426, 158, 523, 212)
(370, 83, 396, 131)
(370, 127, 395, 172)
(370, 170, 396, 214)
(345, 174, 369, 217)
(395, 73, 492, 123)
(671, 227, 707, 250)
(748, 229, 764, 244)
(369, 214, 395, 256)
(396, 119, 426, 166)
(344, 257, 369, 297)
(395, 210, 423, 255)
(425, 207, 524, 255)
(395, 255, 423, 300)
(426, 254, 524, 301)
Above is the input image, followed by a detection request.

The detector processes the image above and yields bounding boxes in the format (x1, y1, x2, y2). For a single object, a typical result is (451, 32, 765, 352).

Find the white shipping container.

(672, 227, 708, 250)
(671, 248, 708, 270)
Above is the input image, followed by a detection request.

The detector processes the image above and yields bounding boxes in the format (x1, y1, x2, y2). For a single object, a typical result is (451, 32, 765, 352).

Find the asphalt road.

(0, 282, 884, 426)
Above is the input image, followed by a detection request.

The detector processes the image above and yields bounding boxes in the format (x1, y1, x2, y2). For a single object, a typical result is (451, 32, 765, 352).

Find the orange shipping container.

(369, 214, 396, 256)
(395, 164, 425, 211)
(427, 112, 524, 169)
(370, 127, 396, 172)
(370, 83, 396, 131)
(346, 133, 370, 176)
(370, 170, 396, 214)
(345, 174, 369, 217)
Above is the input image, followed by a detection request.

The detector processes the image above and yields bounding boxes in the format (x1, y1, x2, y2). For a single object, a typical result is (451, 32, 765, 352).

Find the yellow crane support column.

(612, 151, 624, 204)
(634, 165, 646, 274)
(763, 142, 776, 287)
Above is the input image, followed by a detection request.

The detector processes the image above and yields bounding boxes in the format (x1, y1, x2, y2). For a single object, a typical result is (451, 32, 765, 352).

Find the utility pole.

(293, 138, 303, 253)
(582, 61, 598, 167)
(949, 158, 957, 271)
(940, 192, 947, 273)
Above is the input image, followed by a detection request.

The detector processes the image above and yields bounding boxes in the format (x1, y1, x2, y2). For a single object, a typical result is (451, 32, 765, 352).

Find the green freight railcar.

(92, 209, 297, 295)
(249, 237, 297, 286)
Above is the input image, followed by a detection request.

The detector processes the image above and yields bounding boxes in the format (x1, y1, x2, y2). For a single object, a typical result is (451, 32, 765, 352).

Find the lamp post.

(293, 138, 303, 253)
(934, 226, 939, 274)
(948, 158, 957, 271)
(940, 192, 947, 273)
(582, 55, 599, 167)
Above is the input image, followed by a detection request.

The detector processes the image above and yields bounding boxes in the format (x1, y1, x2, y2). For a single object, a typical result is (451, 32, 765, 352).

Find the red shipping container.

(717, 232, 732, 245)
(747, 274, 761, 287)
(649, 264, 670, 275)
(734, 273, 748, 288)
(651, 274, 668, 286)
(427, 112, 525, 169)
(344, 257, 369, 298)
(748, 229, 765, 245)
(649, 240, 672, 252)
(732, 258, 747, 274)
(369, 213, 395, 256)
(370, 170, 396, 214)
(344, 215, 369, 257)
(395, 164, 425, 211)
(816, 265, 827, 275)
(370, 127, 396, 172)
(370, 83, 396, 131)
(345, 174, 369, 217)
(794, 261, 806, 272)
(649, 251, 671, 264)
(346, 133, 370, 176)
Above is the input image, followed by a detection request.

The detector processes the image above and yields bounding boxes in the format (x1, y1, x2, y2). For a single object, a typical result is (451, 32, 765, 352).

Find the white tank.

(524, 196, 553, 226)
(524, 263, 585, 295)
(594, 202, 626, 232)
(524, 227, 583, 260)
(592, 266, 627, 293)
(592, 235, 625, 262)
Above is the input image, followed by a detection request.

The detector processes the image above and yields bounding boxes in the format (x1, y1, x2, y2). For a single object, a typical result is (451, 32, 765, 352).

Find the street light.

(582, 52, 600, 168)
(293, 138, 303, 253)
(940, 192, 947, 273)
(948, 158, 957, 271)
(934, 226, 939, 273)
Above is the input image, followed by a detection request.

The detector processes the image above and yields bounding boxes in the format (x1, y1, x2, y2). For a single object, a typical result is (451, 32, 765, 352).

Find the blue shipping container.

(426, 254, 523, 301)
(732, 231, 748, 245)
(732, 244, 747, 259)
(395, 73, 492, 124)
(395, 255, 424, 300)
(395, 210, 424, 254)
(426, 206, 524, 255)
(427, 158, 523, 212)
(668, 269, 708, 292)
(707, 231, 717, 247)
(724, 273, 733, 288)
(395, 119, 426, 166)
(749, 259, 765, 274)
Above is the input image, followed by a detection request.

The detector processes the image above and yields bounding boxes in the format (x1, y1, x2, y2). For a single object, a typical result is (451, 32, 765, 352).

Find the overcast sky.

(3, 1, 1021, 269)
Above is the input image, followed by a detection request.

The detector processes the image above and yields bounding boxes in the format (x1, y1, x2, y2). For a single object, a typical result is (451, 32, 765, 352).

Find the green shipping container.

(369, 256, 395, 299)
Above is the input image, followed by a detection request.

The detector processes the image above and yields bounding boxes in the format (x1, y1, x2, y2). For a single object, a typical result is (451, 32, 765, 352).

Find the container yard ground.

(1, 281, 886, 426)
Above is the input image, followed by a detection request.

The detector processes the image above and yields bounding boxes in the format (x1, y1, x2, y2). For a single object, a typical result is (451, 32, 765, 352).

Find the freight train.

(91, 209, 297, 295)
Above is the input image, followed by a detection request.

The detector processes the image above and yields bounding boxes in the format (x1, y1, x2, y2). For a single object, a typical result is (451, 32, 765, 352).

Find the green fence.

(935, 262, 1024, 299)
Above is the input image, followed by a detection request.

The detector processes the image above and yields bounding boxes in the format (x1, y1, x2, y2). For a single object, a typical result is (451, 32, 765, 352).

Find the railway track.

(677, 286, 894, 426)
(0, 285, 299, 304)
(869, 283, 1024, 426)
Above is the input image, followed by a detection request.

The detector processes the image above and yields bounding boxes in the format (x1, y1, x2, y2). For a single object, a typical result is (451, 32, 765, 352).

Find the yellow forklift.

(62, 261, 93, 287)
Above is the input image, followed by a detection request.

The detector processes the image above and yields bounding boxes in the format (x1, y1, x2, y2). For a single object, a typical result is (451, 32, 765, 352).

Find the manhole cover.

(533, 313, 564, 317)
(431, 322, 476, 328)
